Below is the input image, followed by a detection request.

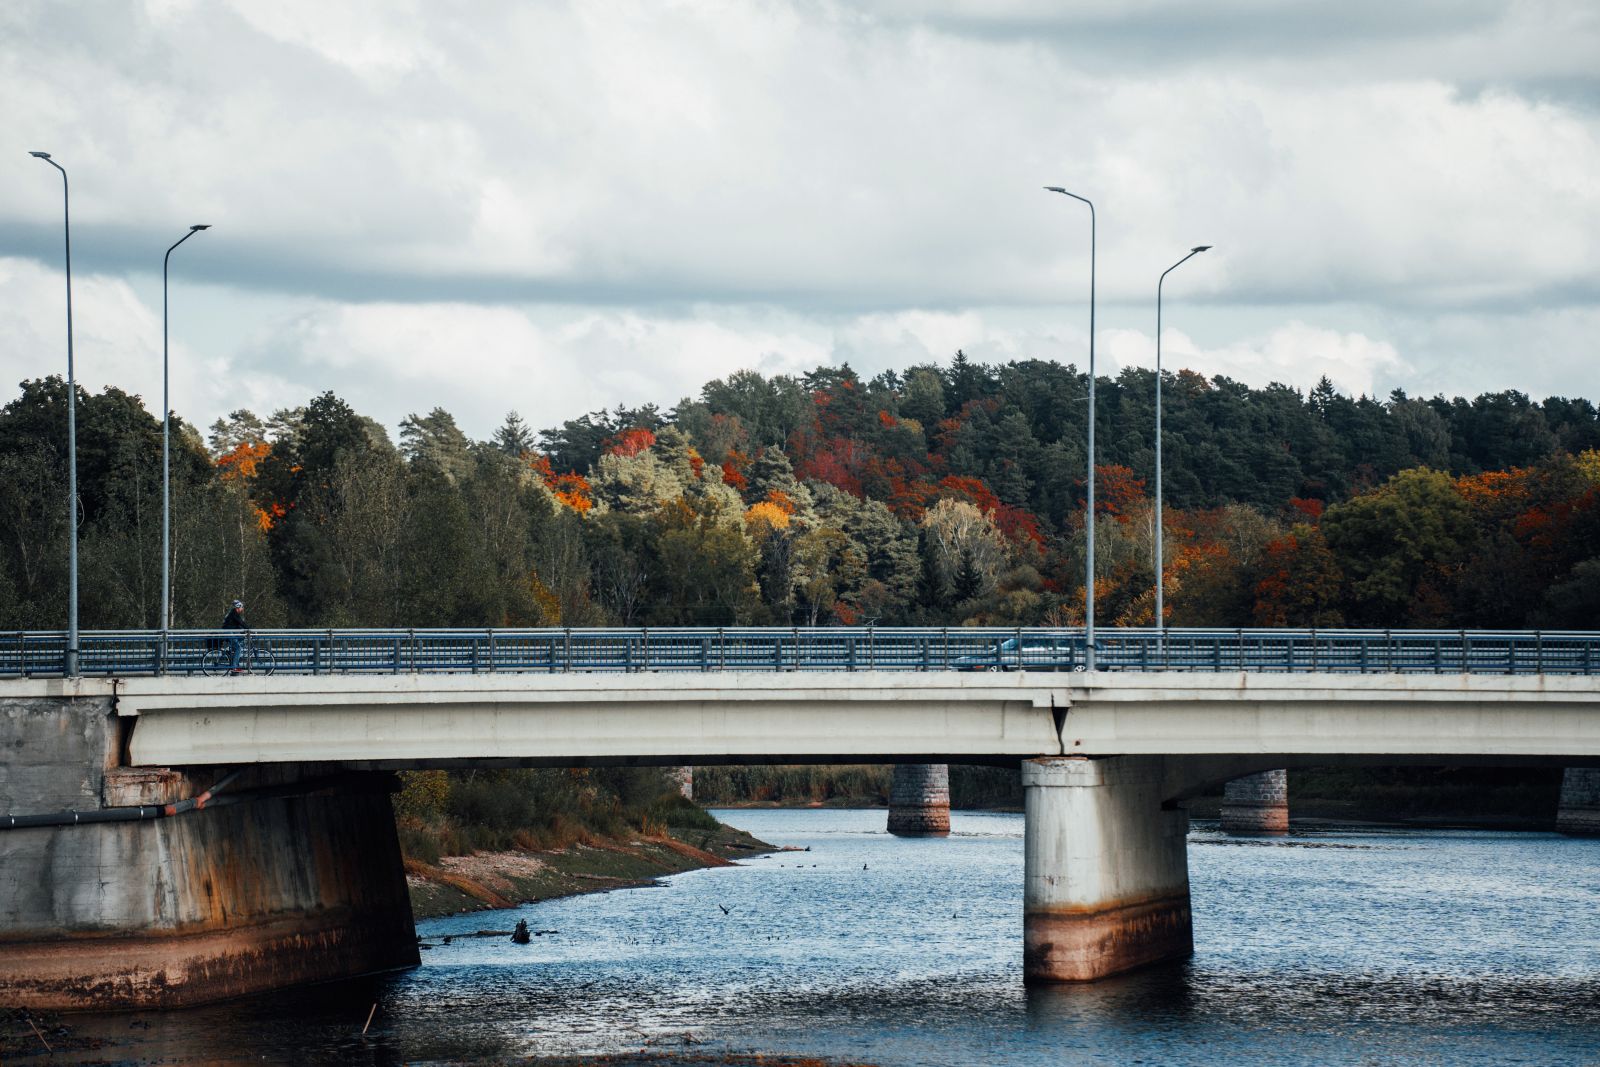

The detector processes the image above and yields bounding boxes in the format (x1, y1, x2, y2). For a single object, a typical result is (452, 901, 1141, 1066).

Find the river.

(15, 809, 1600, 1065)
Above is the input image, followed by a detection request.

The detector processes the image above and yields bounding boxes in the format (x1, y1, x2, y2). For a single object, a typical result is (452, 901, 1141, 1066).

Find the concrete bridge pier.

(1023, 757, 1192, 982)
(1557, 768, 1600, 835)
(1220, 769, 1289, 834)
(887, 763, 950, 836)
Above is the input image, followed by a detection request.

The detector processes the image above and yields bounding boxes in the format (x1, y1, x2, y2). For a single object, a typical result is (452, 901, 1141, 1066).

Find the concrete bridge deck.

(60, 669, 1600, 767)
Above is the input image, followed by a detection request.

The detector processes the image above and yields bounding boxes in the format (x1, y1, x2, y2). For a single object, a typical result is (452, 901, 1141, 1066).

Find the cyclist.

(222, 599, 248, 673)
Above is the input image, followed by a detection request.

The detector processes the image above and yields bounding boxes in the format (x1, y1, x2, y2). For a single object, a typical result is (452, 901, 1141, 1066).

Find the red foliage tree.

(603, 427, 657, 458)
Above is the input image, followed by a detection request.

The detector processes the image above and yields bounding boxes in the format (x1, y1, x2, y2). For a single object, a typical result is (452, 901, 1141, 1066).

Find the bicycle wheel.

(200, 647, 229, 676)
(250, 643, 276, 676)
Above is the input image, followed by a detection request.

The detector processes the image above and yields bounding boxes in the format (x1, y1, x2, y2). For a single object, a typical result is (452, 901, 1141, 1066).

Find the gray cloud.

(1, 0, 1595, 435)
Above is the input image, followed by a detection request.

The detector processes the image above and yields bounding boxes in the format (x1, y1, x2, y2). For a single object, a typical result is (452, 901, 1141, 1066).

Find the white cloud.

(238, 300, 835, 436)
(0, 256, 240, 424)
(1102, 321, 1407, 397)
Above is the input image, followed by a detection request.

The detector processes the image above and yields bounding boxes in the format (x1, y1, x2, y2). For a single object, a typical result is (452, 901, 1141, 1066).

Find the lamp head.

(1192, 245, 1212, 252)
(1044, 186, 1066, 193)
(29, 151, 51, 159)
(190, 224, 211, 231)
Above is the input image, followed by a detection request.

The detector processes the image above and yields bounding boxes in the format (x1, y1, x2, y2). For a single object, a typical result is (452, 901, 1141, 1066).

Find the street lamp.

(1045, 186, 1098, 670)
(162, 224, 210, 631)
(30, 151, 80, 677)
(1154, 245, 1211, 633)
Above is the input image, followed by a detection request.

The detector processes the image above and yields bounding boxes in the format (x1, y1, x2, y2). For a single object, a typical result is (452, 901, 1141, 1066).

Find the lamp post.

(1045, 186, 1097, 670)
(1154, 245, 1211, 633)
(30, 151, 79, 677)
(161, 225, 210, 631)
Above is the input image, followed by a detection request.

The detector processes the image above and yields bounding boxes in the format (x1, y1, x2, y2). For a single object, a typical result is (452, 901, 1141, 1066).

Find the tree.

(1540, 558, 1600, 627)
(648, 506, 758, 625)
(920, 499, 1007, 601)
(400, 408, 473, 484)
(587, 511, 650, 624)
(590, 449, 686, 514)
(492, 411, 536, 457)
(208, 409, 268, 456)
(461, 448, 547, 626)
(255, 392, 403, 624)
(792, 527, 858, 625)
(1323, 468, 1474, 625)
(1251, 526, 1344, 626)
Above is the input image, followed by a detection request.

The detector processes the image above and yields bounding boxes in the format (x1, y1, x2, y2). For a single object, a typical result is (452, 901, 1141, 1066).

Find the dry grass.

(403, 857, 516, 909)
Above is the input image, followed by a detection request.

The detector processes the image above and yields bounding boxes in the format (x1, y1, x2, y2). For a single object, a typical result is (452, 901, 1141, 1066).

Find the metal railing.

(0, 627, 1596, 678)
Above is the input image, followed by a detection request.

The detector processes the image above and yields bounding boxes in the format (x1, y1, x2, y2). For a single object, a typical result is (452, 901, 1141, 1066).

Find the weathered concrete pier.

(1023, 757, 1192, 981)
(1220, 769, 1289, 834)
(0, 688, 417, 1010)
(887, 763, 951, 836)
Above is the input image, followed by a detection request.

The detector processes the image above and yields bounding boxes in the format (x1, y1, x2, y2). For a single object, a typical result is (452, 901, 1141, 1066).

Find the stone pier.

(887, 763, 950, 836)
(1022, 757, 1192, 982)
(1220, 769, 1289, 834)
(0, 690, 418, 1010)
(1556, 768, 1600, 835)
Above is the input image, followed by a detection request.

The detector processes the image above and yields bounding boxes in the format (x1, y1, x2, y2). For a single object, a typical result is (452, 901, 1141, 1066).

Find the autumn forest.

(0, 353, 1596, 633)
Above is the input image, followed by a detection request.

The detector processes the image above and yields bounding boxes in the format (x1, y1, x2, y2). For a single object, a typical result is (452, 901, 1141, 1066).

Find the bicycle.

(201, 632, 276, 676)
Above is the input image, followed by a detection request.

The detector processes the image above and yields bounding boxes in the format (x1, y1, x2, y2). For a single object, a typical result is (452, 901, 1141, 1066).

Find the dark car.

(953, 636, 1087, 672)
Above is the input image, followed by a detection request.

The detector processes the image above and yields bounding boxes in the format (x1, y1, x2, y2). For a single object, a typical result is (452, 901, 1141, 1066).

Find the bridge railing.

(0, 627, 1597, 678)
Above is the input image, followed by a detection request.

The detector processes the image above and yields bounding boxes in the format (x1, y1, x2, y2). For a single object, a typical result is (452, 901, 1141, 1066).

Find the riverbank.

(714, 800, 1553, 832)
(695, 764, 1567, 832)
(406, 820, 774, 920)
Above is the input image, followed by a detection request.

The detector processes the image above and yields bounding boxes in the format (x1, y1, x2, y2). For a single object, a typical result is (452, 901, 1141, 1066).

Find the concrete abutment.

(1022, 757, 1192, 982)
(0, 692, 417, 1010)
(887, 763, 951, 836)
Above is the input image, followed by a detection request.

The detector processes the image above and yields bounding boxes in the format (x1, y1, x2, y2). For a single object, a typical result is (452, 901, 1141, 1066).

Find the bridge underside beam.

(87, 670, 1600, 770)
(110, 674, 1067, 767)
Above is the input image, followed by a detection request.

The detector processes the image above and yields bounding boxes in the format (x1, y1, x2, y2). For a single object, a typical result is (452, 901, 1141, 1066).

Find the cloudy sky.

(2, 1, 1597, 442)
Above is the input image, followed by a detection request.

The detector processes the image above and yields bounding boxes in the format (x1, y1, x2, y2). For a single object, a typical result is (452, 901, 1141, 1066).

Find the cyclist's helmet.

(232, 600, 244, 611)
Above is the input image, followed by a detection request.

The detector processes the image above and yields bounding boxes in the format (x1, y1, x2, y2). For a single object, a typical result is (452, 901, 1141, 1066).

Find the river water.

(19, 809, 1600, 1065)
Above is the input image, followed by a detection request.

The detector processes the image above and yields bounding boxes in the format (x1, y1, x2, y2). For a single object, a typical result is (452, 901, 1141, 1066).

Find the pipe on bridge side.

(2, 769, 246, 830)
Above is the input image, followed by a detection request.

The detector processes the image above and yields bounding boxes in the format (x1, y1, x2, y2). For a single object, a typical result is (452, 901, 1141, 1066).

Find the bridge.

(3, 626, 1598, 1011)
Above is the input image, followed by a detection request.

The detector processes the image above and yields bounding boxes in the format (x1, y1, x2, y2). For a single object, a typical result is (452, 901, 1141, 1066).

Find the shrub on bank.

(691, 763, 1027, 809)
(693, 764, 893, 806)
(394, 766, 695, 862)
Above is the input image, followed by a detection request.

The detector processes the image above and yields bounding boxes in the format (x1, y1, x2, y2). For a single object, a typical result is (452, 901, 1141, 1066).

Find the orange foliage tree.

(1094, 465, 1146, 520)
(528, 454, 594, 513)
